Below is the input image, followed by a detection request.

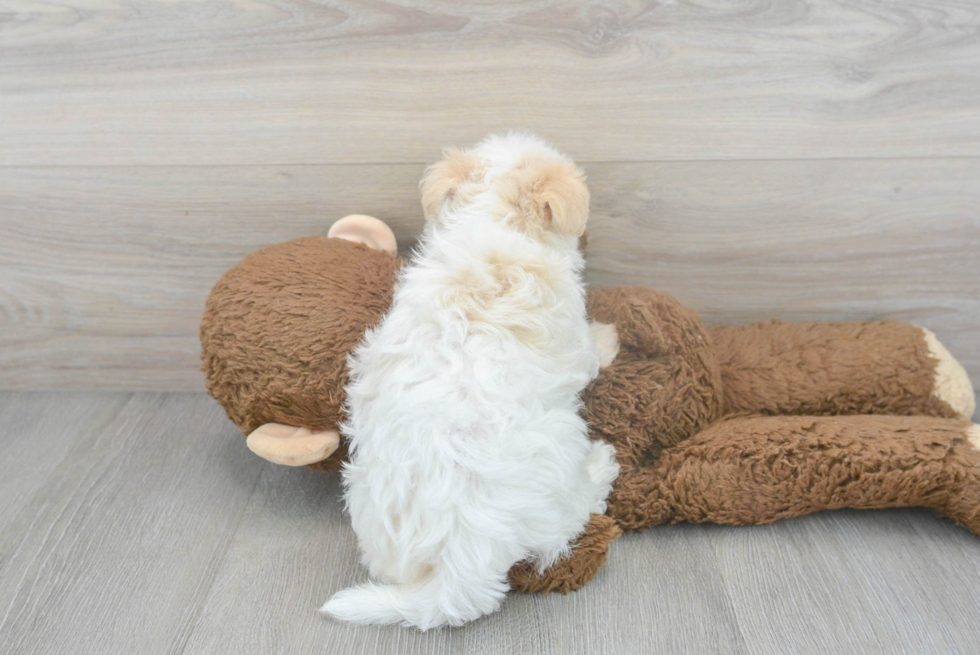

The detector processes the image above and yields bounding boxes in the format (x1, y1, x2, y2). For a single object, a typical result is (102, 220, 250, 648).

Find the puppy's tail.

(320, 568, 507, 630)
(320, 582, 417, 627)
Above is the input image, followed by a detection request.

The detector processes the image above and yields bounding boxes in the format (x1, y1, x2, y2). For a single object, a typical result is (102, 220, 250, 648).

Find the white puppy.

(320, 133, 620, 630)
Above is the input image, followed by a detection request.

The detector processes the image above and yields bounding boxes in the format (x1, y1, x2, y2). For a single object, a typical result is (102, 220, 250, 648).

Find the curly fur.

(320, 134, 619, 629)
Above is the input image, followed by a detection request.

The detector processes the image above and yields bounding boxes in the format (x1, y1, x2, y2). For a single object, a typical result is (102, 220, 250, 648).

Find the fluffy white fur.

(320, 133, 620, 630)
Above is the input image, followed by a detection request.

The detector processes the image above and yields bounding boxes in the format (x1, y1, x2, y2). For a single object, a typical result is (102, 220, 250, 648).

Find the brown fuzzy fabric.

(584, 288, 724, 467)
(200, 237, 400, 472)
(607, 414, 980, 533)
(508, 514, 623, 594)
(712, 321, 960, 419)
(200, 236, 976, 593)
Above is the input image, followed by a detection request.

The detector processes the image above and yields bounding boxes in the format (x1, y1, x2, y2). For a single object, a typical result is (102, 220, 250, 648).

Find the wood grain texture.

(2, 160, 977, 397)
(3, 0, 979, 649)
(2, 0, 980, 165)
(713, 509, 980, 653)
(584, 159, 980, 399)
(0, 392, 265, 655)
(0, 393, 124, 533)
(3, 392, 979, 654)
(182, 463, 748, 655)
(0, 164, 426, 389)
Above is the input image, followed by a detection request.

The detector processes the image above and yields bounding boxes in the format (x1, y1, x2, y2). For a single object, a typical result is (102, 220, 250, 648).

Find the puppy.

(321, 133, 620, 629)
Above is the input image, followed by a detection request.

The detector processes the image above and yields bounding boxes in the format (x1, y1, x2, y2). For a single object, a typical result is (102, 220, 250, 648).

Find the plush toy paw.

(919, 327, 976, 420)
(246, 423, 341, 466)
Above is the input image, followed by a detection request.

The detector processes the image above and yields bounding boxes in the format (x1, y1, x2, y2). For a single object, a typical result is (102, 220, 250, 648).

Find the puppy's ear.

(527, 159, 590, 237)
(420, 148, 483, 222)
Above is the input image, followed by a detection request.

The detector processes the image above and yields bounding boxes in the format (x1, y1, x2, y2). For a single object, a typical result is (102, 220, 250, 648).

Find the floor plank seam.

(0, 393, 136, 639)
(709, 538, 752, 654)
(172, 459, 270, 655)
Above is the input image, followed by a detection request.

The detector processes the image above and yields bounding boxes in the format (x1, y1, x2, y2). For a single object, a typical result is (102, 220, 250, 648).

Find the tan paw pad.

(921, 327, 976, 420)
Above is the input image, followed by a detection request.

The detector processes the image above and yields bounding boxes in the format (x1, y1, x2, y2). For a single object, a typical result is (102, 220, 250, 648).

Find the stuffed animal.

(200, 215, 978, 594)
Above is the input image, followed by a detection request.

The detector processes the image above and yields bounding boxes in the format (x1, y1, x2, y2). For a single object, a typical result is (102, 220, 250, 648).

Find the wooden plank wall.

(2, 0, 978, 391)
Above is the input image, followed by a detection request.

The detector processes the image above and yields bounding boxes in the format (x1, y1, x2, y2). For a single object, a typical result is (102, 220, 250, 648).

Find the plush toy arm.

(583, 287, 725, 467)
(711, 321, 975, 420)
(508, 514, 622, 594)
(605, 414, 980, 535)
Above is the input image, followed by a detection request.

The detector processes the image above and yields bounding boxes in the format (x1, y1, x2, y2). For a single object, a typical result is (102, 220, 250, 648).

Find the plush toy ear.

(420, 148, 483, 222)
(531, 159, 590, 237)
(327, 214, 398, 255)
(246, 424, 341, 466)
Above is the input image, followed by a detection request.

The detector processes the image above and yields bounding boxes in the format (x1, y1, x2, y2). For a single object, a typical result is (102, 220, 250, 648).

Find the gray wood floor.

(2, 391, 979, 655)
(3, 1, 980, 652)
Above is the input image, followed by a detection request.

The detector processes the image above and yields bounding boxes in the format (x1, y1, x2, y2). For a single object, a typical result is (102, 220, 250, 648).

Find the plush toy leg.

(605, 415, 980, 534)
(508, 514, 622, 594)
(711, 321, 975, 419)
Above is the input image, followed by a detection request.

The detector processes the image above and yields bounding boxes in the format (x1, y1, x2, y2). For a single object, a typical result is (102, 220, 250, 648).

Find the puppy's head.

(420, 133, 590, 241)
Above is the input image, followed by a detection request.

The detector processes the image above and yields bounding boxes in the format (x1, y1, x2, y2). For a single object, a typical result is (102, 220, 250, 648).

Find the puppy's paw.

(590, 321, 619, 369)
(585, 442, 620, 513)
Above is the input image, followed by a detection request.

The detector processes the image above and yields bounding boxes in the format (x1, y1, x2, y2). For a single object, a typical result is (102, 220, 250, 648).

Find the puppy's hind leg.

(524, 441, 620, 572)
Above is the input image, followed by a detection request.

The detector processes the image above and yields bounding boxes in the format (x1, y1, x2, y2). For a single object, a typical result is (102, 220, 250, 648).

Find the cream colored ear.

(327, 215, 397, 255)
(533, 160, 590, 237)
(420, 148, 482, 222)
(246, 424, 340, 466)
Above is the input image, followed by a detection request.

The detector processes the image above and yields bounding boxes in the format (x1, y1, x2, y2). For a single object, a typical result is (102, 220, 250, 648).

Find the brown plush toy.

(200, 215, 978, 594)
